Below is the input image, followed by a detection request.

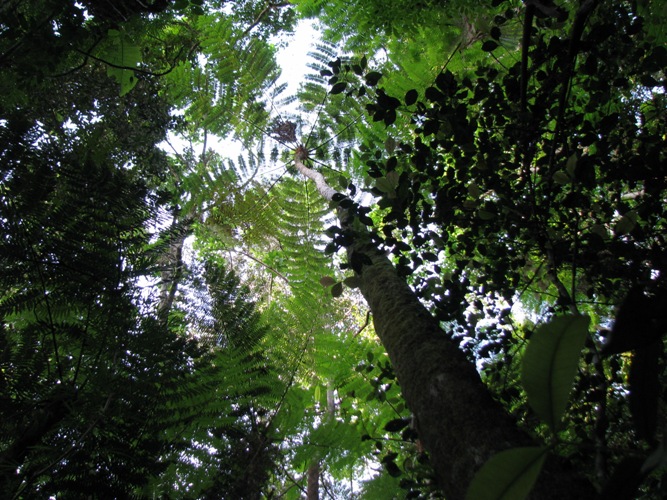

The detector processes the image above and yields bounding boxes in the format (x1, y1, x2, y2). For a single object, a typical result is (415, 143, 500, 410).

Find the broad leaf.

(365, 71, 382, 86)
(343, 276, 361, 288)
(331, 282, 344, 297)
(522, 315, 590, 432)
(466, 447, 547, 500)
(384, 417, 410, 432)
(405, 89, 418, 106)
(102, 29, 141, 96)
(481, 40, 499, 52)
(330, 81, 348, 94)
(320, 276, 336, 287)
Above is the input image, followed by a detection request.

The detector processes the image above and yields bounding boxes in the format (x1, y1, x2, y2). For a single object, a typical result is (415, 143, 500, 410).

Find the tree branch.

(241, 2, 291, 37)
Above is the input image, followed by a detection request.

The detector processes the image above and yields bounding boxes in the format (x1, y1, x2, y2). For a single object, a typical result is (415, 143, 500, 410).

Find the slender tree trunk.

(157, 216, 190, 320)
(306, 382, 337, 500)
(306, 462, 320, 500)
(294, 153, 596, 499)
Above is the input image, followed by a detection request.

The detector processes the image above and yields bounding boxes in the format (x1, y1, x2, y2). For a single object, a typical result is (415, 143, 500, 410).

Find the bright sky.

(274, 20, 320, 96)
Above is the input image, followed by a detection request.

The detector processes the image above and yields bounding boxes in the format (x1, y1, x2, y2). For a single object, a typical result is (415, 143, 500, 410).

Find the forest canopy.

(0, 0, 665, 499)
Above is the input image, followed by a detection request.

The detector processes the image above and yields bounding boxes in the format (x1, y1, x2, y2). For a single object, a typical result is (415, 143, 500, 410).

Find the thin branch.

(232, 248, 289, 283)
(70, 42, 198, 78)
(354, 310, 371, 337)
(241, 2, 291, 37)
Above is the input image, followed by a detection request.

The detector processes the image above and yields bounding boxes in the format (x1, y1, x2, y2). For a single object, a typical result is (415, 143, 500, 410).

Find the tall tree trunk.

(157, 216, 190, 320)
(306, 462, 320, 500)
(294, 153, 595, 499)
(306, 383, 337, 500)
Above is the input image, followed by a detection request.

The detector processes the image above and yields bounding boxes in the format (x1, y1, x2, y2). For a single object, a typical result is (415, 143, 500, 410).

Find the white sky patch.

(274, 20, 320, 96)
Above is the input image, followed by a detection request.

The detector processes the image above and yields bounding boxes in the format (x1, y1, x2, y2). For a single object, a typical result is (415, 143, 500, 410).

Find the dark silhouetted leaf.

(425, 86, 443, 102)
(385, 460, 402, 477)
(482, 40, 499, 52)
(319, 276, 336, 287)
(365, 71, 382, 86)
(405, 89, 418, 106)
(602, 287, 663, 355)
(343, 276, 361, 288)
(629, 343, 660, 440)
(330, 82, 347, 94)
(598, 457, 645, 500)
(331, 282, 343, 298)
(324, 242, 338, 254)
(384, 418, 411, 432)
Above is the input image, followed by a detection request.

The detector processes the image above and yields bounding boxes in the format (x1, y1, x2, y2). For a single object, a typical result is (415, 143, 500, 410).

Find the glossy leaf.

(522, 315, 590, 432)
(466, 447, 547, 500)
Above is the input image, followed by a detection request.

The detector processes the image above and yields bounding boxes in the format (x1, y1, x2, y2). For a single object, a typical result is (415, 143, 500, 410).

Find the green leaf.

(522, 315, 590, 432)
(375, 177, 396, 195)
(478, 209, 496, 220)
(614, 211, 638, 235)
(565, 153, 578, 176)
(552, 171, 570, 185)
(103, 29, 141, 96)
(466, 447, 547, 500)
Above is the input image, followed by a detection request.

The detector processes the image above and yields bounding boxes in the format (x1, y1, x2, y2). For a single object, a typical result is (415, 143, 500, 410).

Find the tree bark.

(294, 154, 596, 499)
(306, 462, 320, 500)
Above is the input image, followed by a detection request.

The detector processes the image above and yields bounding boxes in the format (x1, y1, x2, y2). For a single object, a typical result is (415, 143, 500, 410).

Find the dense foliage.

(1, 0, 665, 498)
